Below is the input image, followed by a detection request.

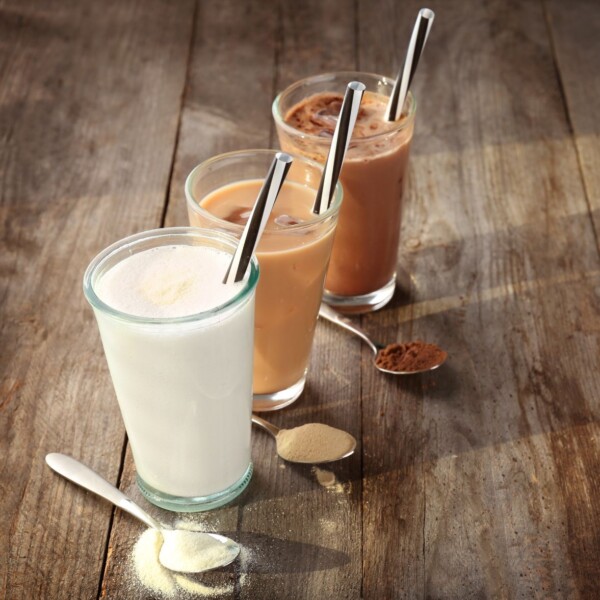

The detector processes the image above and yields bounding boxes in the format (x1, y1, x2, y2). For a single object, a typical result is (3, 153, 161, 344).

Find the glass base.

(137, 462, 253, 512)
(252, 373, 306, 412)
(323, 276, 396, 314)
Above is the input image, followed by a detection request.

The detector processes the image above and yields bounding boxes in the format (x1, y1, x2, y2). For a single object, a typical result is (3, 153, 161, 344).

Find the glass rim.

(83, 226, 259, 325)
(184, 148, 343, 234)
(272, 70, 417, 144)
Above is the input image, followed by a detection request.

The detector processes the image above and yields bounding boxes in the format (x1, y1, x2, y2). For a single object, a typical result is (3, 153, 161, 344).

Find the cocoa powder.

(375, 341, 447, 372)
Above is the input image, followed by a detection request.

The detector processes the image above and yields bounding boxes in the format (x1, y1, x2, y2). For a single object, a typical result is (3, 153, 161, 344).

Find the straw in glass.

(385, 8, 435, 122)
(313, 81, 366, 215)
(224, 152, 293, 284)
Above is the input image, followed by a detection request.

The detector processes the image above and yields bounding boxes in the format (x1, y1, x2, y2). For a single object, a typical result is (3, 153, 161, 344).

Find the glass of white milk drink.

(83, 227, 259, 512)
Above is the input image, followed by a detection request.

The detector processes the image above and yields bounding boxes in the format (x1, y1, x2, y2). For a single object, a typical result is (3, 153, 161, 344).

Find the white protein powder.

(132, 526, 250, 598)
(133, 529, 176, 596)
(159, 530, 237, 573)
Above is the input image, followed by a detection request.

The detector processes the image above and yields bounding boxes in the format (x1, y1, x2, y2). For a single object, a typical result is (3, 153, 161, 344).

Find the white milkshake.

(84, 228, 259, 511)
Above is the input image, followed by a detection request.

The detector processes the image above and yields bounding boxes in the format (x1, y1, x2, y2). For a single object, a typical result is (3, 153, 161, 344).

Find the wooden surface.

(1, 0, 599, 598)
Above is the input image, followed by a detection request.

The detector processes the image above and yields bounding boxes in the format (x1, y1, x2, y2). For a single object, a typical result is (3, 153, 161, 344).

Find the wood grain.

(140, 0, 362, 597)
(102, 1, 280, 597)
(544, 0, 600, 244)
(238, 1, 363, 598)
(0, 0, 194, 598)
(359, 0, 600, 598)
(544, 0, 600, 220)
(2, 0, 599, 598)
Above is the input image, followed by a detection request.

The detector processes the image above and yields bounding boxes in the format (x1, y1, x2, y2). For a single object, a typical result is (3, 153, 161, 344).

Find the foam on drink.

(97, 245, 242, 319)
(285, 91, 400, 140)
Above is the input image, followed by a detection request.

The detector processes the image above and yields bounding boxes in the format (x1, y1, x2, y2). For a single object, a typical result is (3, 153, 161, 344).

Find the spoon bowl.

(45, 453, 239, 573)
(318, 303, 447, 374)
(252, 414, 356, 463)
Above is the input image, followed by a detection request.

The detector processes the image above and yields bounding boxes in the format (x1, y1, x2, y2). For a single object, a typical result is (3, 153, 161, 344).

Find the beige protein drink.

(273, 72, 416, 313)
(83, 228, 258, 512)
(186, 150, 342, 411)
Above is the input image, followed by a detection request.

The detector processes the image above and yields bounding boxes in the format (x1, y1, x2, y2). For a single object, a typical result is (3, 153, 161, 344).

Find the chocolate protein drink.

(274, 75, 416, 312)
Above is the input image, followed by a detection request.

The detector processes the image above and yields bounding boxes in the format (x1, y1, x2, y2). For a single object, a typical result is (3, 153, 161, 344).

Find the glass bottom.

(323, 275, 396, 314)
(252, 372, 306, 412)
(137, 462, 253, 512)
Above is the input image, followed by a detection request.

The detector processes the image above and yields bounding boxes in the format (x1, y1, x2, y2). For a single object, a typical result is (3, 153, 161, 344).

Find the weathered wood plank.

(544, 0, 600, 245)
(359, 0, 600, 597)
(134, 0, 363, 597)
(542, 1, 600, 596)
(164, 0, 282, 229)
(102, 1, 281, 596)
(3, 1, 599, 598)
(0, 0, 194, 598)
(237, 1, 363, 598)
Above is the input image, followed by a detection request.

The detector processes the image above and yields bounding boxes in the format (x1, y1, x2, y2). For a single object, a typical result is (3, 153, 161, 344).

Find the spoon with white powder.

(251, 415, 356, 463)
(45, 453, 239, 573)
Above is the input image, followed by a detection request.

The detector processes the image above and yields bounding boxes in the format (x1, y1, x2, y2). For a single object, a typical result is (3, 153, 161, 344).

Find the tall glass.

(185, 150, 342, 411)
(273, 72, 416, 313)
(83, 227, 259, 512)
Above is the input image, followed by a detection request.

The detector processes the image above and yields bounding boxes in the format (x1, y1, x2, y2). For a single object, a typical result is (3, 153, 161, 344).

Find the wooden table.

(2, 0, 599, 598)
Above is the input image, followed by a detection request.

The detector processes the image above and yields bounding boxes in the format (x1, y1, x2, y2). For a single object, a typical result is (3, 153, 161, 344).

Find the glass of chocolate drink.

(273, 72, 416, 313)
(185, 150, 342, 411)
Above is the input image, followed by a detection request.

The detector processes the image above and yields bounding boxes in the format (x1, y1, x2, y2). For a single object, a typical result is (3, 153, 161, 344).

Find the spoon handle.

(46, 453, 162, 531)
(251, 414, 281, 438)
(318, 304, 378, 354)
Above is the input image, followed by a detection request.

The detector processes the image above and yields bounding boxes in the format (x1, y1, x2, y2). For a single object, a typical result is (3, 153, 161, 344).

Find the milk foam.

(97, 245, 242, 318)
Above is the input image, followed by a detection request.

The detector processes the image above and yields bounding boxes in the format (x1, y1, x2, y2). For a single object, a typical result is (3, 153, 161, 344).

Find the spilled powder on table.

(312, 467, 346, 494)
(131, 521, 251, 598)
(238, 544, 255, 588)
(313, 467, 336, 487)
(133, 528, 176, 596)
(319, 517, 338, 535)
(175, 517, 209, 532)
(173, 574, 233, 597)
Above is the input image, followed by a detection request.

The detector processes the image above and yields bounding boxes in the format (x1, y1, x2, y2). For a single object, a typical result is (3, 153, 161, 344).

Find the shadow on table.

(219, 531, 350, 574)
(310, 210, 600, 480)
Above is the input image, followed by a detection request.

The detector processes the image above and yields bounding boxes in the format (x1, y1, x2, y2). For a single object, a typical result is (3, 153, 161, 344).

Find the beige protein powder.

(276, 423, 355, 463)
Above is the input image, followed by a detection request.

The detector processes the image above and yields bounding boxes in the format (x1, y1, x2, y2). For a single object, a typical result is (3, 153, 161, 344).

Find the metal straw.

(224, 152, 293, 284)
(385, 8, 435, 122)
(313, 81, 366, 215)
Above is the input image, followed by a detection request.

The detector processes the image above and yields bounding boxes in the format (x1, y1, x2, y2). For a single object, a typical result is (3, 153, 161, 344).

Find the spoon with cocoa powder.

(319, 304, 447, 374)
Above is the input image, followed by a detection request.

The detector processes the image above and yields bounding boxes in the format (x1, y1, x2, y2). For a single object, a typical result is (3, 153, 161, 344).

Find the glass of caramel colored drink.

(185, 150, 342, 411)
(273, 72, 416, 313)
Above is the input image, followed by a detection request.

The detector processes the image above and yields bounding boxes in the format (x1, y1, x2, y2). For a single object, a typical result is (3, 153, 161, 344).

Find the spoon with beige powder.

(251, 415, 356, 463)
(319, 303, 447, 374)
(45, 453, 239, 573)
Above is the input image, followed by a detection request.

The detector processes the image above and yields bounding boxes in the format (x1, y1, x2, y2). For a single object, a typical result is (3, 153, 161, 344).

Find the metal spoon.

(251, 414, 356, 463)
(318, 303, 447, 375)
(45, 453, 239, 573)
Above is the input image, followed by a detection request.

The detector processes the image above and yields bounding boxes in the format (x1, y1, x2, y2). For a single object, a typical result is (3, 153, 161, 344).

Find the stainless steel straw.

(224, 152, 293, 284)
(313, 81, 366, 215)
(385, 8, 435, 122)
